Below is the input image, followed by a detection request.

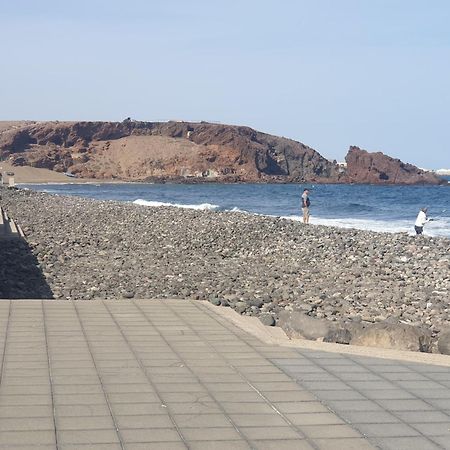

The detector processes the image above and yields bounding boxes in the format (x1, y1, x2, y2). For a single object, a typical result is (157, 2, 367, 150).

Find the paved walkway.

(0, 299, 449, 450)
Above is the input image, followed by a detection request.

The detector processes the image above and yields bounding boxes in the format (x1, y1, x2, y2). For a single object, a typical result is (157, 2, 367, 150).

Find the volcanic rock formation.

(0, 120, 445, 184)
(345, 146, 444, 185)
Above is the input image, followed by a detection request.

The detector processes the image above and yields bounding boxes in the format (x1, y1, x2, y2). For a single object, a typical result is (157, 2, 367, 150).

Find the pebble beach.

(1, 186, 450, 352)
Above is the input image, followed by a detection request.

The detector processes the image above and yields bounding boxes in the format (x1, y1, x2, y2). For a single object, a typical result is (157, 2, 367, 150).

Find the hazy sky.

(1, 0, 449, 168)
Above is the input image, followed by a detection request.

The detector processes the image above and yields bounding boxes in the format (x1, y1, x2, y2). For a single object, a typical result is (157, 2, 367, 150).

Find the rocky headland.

(0, 120, 445, 185)
(1, 187, 449, 354)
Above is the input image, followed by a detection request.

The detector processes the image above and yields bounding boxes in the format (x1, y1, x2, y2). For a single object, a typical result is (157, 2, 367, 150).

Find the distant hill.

(0, 120, 445, 185)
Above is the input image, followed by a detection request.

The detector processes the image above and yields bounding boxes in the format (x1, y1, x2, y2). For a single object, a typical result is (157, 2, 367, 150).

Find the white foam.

(281, 215, 450, 238)
(133, 199, 220, 211)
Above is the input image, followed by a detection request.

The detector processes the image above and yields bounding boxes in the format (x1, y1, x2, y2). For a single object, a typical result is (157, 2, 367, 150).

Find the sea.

(21, 179, 450, 239)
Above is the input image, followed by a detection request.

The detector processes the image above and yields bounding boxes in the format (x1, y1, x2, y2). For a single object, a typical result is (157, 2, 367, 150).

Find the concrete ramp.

(0, 206, 25, 239)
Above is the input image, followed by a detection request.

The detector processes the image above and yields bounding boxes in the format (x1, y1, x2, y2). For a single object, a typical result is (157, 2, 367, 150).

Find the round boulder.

(438, 331, 450, 355)
(350, 323, 431, 353)
(278, 311, 331, 340)
(259, 314, 276, 327)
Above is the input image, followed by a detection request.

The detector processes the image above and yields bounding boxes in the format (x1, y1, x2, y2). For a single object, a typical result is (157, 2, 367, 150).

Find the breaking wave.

(133, 199, 220, 211)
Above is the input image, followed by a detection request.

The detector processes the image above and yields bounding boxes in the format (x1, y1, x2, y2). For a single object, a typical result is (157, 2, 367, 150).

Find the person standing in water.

(414, 207, 430, 235)
(301, 188, 310, 224)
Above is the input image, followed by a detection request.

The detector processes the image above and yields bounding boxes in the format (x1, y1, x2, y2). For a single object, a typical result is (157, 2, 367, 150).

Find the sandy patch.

(0, 161, 115, 184)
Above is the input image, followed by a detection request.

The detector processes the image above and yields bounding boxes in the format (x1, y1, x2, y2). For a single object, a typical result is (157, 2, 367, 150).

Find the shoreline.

(1, 186, 449, 354)
(2, 161, 448, 186)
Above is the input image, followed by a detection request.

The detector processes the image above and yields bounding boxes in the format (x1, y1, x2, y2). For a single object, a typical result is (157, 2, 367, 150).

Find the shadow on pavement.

(0, 238, 53, 299)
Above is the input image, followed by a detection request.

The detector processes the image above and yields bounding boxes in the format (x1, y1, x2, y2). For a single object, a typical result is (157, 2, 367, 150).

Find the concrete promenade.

(0, 299, 449, 449)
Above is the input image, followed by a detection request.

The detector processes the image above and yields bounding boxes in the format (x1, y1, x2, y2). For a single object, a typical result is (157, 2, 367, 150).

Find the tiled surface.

(0, 299, 448, 450)
(200, 302, 450, 450)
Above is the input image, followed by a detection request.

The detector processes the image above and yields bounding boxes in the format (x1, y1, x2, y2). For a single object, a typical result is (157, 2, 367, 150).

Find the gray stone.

(324, 328, 352, 345)
(259, 314, 275, 327)
(437, 331, 450, 355)
(350, 323, 432, 352)
(234, 302, 248, 314)
(122, 291, 135, 299)
(278, 311, 332, 340)
(209, 297, 221, 306)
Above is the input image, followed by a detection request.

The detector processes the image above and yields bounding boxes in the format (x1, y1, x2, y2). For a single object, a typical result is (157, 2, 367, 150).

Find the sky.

(1, 0, 449, 169)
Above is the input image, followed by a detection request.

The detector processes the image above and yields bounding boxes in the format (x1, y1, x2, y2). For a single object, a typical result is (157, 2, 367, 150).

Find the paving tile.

(160, 392, 215, 403)
(124, 443, 187, 450)
(396, 410, 450, 423)
(301, 381, 351, 391)
(251, 381, 307, 392)
(357, 389, 415, 400)
(356, 422, 421, 437)
(0, 446, 57, 450)
(228, 413, 288, 427)
(221, 402, 276, 414)
(180, 427, 243, 441)
(430, 436, 450, 449)
(166, 402, 222, 414)
(429, 399, 450, 409)
(108, 392, 160, 403)
(121, 428, 182, 442)
(0, 375, 50, 385)
(0, 405, 53, 418)
(311, 390, 366, 401)
(187, 441, 252, 450)
(0, 417, 54, 431)
(154, 383, 207, 393)
(240, 426, 303, 440)
(376, 399, 435, 411)
(57, 429, 121, 444)
(347, 381, 397, 390)
(250, 440, 314, 449)
(203, 383, 255, 393)
(333, 373, 383, 382)
(262, 391, 317, 402)
(172, 413, 231, 428)
(57, 415, 115, 430)
(212, 391, 265, 402)
(113, 414, 173, 429)
(372, 436, 440, 450)
(59, 445, 122, 450)
(382, 372, 429, 382)
(0, 430, 56, 445)
(53, 384, 104, 395)
(343, 410, 400, 424)
(0, 394, 52, 406)
(273, 401, 329, 414)
(110, 402, 168, 416)
(286, 413, 345, 426)
(325, 400, 383, 412)
(411, 421, 450, 436)
(396, 380, 445, 390)
(314, 437, 375, 449)
(299, 424, 362, 439)
(55, 404, 112, 417)
(53, 394, 107, 405)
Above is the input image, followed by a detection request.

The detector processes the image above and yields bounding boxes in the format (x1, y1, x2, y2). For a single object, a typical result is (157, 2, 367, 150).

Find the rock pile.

(1, 187, 449, 353)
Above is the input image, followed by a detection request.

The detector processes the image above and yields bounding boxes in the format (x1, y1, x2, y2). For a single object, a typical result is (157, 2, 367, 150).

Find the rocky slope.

(2, 187, 449, 353)
(0, 120, 445, 184)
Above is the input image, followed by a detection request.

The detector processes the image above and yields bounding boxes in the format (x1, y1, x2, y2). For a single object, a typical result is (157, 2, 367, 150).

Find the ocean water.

(21, 180, 450, 239)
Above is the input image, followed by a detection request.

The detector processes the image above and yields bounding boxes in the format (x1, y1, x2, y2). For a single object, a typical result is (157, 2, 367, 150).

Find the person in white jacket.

(415, 207, 430, 235)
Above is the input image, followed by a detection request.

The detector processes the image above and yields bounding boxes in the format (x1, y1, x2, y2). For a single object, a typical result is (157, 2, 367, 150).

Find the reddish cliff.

(0, 121, 445, 184)
(0, 121, 340, 182)
(345, 146, 445, 185)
